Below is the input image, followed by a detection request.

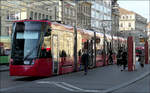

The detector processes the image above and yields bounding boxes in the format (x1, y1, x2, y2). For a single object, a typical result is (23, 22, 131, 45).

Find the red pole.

(145, 41, 149, 64)
(128, 36, 134, 71)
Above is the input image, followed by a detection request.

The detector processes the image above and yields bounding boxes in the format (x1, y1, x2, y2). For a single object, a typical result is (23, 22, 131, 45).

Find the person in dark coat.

(138, 51, 144, 68)
(121, 50, 127, 71)
(108, 49, 113, 65)
(81, 49, 89, 75)
(117, 49, 122, 66)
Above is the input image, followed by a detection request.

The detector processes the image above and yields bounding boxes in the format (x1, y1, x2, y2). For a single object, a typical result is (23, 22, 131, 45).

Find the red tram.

(10, 20, 127, 76)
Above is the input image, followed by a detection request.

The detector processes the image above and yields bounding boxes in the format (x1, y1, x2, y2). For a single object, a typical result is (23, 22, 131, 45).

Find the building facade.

(112, 0, 119, 36)
(119, 7, 147, 46)
(119, 8, 147, 35)
(77, 1, 91, 29)
(0, 0, 92, 36)
(0, 0, 53, 36)
(147, 22, 150, 41)
(90, 0, 112, 34)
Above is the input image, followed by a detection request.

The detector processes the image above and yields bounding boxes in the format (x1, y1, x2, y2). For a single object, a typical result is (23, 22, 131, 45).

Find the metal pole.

(74, 26, 77, 71)
(111, 1, 113, 51)
(94, 32, 96, 67)
(55, 6, 56, 21)
(74, 0, 78, 71)
(61, 0, 64, 23)
(103, 24, 106, 66)
(102, 0, 106, 66)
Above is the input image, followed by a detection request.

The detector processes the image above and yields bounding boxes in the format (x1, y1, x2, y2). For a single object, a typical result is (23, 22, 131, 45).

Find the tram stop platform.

(35, 62, 150, 93)
(0, 62, 149, 93)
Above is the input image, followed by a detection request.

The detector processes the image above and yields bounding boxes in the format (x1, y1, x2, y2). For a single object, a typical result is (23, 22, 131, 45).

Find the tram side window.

(40, 27, 52, 58)
(59, 50, 67, 57)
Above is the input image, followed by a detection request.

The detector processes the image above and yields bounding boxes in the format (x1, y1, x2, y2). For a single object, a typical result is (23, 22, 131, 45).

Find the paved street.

(0, 63, 150, 93)
(113, 74, 150, 93)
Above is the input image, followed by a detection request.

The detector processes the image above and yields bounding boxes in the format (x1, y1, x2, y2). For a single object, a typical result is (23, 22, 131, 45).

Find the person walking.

(108, 49, 113, 65)
(117, 49, 122, 66)
(81, 49, 89, 75)
(121, 50, 127, 71)
(138, 51, 144, 68)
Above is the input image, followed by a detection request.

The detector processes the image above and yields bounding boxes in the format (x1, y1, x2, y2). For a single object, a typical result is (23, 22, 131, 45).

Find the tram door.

(52, 35, 59, 74)
(88, 40, 94, 68)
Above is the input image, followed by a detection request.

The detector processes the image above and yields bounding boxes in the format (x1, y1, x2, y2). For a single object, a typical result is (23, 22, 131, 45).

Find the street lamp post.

(73, 0, 78, 71)
(102, 23, 106, 66)
(102, 20, 112, 66)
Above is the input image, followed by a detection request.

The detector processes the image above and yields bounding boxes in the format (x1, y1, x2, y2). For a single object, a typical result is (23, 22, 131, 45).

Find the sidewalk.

(0, 65, 9, 72)
(38, 63, 150, 93)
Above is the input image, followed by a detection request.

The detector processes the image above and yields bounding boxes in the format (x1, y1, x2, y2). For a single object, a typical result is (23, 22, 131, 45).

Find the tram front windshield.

(11, 21, 44, 65)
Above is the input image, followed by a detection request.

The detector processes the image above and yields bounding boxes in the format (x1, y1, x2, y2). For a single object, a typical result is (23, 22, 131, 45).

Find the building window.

(129, 23, 131, 27)
(73, 10, 75, 16)
(65, 7, 67, 14)
(30, 11, 33, 19)
(34, 12, 37, 20)
(38, 13, 41, 19)
(6, 10, 9, 20)
(122, 16, 125, 19)
(120, 23, 123, 27)
(67, 8, 69, 15)
(49, 16, 52, 20)
(130, 16, 132, 19)
(46, 15, 48, 19)
(5, 27, 9, 36)
(42, 14, 45, 19)
(126, 16, 128, 19)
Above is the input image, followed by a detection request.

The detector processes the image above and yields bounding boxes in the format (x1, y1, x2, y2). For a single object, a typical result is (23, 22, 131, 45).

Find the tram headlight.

(24, 61, 30, 65)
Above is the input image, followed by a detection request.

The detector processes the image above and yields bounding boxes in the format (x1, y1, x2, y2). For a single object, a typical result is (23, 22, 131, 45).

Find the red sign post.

(145, 41, 149, 64)
(127, 36, 135, 71)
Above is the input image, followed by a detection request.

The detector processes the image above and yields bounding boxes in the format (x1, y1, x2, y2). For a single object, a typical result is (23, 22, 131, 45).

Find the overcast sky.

(118, 0, 150, 22)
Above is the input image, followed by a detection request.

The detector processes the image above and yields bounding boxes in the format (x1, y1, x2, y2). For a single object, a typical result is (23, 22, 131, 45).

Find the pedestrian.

(108, 49, 113, 65)
(139, 51, 144, 68)
(117, 49, 122, 66)
(81, 49, 89, 75)
(121, 50, 127, 71)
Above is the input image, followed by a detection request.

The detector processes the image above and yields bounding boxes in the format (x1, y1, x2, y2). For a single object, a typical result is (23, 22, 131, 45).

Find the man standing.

(121, 50, 127, 71)
(108, 49, 113, 65)
(81, 49, 89, 75)
(139, 50, 144, 68)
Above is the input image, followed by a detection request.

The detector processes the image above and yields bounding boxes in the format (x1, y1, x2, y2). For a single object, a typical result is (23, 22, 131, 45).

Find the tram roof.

(14, 20, 51, 25)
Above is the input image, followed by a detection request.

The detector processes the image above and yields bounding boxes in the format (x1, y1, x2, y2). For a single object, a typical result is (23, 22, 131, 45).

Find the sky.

(118, 0, 150, 22)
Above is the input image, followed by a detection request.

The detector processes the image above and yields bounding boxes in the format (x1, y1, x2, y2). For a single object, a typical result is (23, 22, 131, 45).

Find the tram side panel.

(51, 24, 75, 74)
(95, 33, 104, 67)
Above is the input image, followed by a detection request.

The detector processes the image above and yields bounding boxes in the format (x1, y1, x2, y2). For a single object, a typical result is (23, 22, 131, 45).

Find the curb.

(0, 66, 9, 72)
(0, 69, 9, 72)
(103, 71, 150, 93)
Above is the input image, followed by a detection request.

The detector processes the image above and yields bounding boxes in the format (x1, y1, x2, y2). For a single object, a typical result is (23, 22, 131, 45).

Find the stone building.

(90, 0, 112, 33)
(147, 22, 150, 41)
(0, 0, 92, 36)
(77, 1, 91, 29)
(119, 7, 147, 46)
(119, 8, 147, 36)
(0, 0, 53, 36)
